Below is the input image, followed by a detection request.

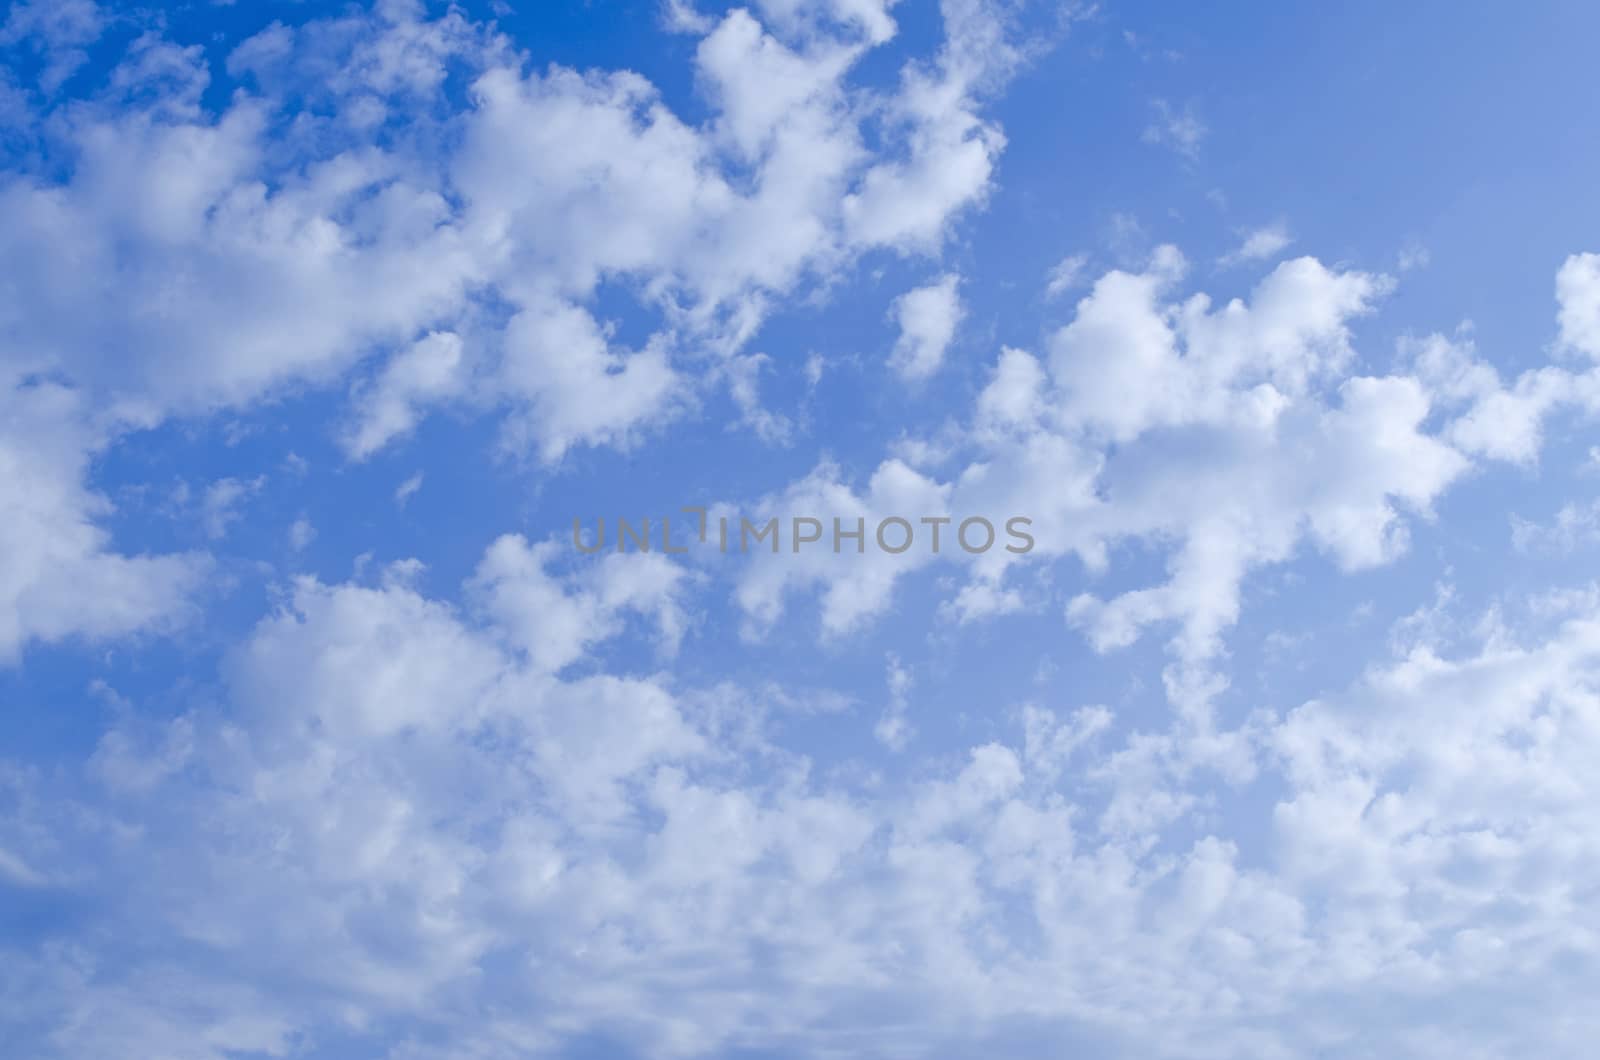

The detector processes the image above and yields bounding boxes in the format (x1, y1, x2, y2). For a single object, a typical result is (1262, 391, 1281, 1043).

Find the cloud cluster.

(5, 4, 1600, 1059)
(736, 250, 1401, 653)
(736, 248, 1600, 710)
(890, 274, 964, 380)
(0, 378, 206, 662)
(0, 0, 1021, 660)
(8, 542, 1600, 1058)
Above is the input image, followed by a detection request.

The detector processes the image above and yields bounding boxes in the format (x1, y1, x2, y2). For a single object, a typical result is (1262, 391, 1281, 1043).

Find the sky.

(2, 0, 1600, 1057)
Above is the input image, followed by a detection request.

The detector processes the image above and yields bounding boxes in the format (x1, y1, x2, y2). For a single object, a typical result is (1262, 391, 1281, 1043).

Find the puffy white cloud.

(470, 534, 689, 673)
(232, 571, 505, 739)
(10, 7, 1600, 1059)
(734, 248, 1477, 675)
(0, 77, 476, 420)
(975, 344, 1049, 431)
(1050, 250, 1385, 439)
(839, 0, 1015, 251)
(0, 380, 206, 664)
(731, 249, 1600, 698)
(1273, 600, 1600, 996)
(0, 0, 105, 92)
(447, 0, 1020, 441)
(342, 331, 466, 460)
(723, 352, 795, 444)
(733, 457, 951, 637)
(452, 61, 729, 304)
(1066, 370, 1468, 666)
(0, 0, 1042, 659)
(753, 0, 900, 46)
(1557, 251, 1600, 359)
(0, 0, 1063, 700)
(889, 273, 964, 380)
(0, 0, 1026, 472)
(1405, 309, 1600, 467)
(11, 565, 1600, 1059)
(494, 298, 681, 464)
(1511, 499, 1600, 554)
(198, 476, 264, 540)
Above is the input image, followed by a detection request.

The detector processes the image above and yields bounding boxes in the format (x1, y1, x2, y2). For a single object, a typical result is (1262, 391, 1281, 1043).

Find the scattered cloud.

(1218, 222, 1292, 266)
(890, 274, 965, 380)
(1044, 252, 1090, 298)
(1, 4, 1598, 1059)
(1142, 98, 1206, 160)
(395, 473, 424, 508)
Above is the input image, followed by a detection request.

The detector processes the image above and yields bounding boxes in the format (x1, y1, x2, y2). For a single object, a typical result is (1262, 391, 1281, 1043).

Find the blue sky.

(2, 1, 1600, 1057)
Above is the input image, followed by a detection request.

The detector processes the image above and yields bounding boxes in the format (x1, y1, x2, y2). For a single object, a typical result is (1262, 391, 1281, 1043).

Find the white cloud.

(1557, 251, 1600, 359)
(470, 534, 690, 673)
(1066, 372, 1466, 665)
(733, 458, 951, 637)
(0, 380, 206, 664)
(0, 76, 477, 422)
(0, 0, 1026, 479)
(737, 248, 1481, 679)
(1141, 98, 1206, 160)
(1048, 249, 1383, 440)
(9, 9, 1600, 1060)
(724, 353, 794, 444)
(1511, 500, 1600, 554)
(0, 0, 1049, 682)
(1218, 223, 1292, 266)
(1273, 601, 1600, 974)
(343, 331, 466, 460)
(875, 654, 914, 750)
(0, 845, 48, 888)
(1043, 251, 1089, 299)
(724, 249, 1600, 727)
(890, 273, 964, 380)
(288, 516, 316, 551)
(495, 298, 682, 463)
(839, 0, 1017, 251)
(394, 472, 424, 507)
(0, 0, 105, 92)
(1397, 239, 1431, 272)
(660, 0, 715, 36)
(199, 476, 264, 540)
(1405, 320, 1600, 465)
(11, 563, 1600, 1058)
(753, 0, 900, 45)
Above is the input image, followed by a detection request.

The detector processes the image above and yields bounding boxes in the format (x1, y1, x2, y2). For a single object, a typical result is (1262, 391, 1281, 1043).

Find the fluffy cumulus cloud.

(1557, 252, 1600, 358)
(734, 248, 1600, 701)
(890, 274, 964, 380)
(5, 2, 1600, 1059)
(0, 0, 1020, 660)
(0, 378, 206, 662)
(732, 456, 954, 637)
(0, 0, 1010, 429)
(342, 331, 466, 460)
(735, 248, 1468, 674)
(10, 551, 1600, 1059)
